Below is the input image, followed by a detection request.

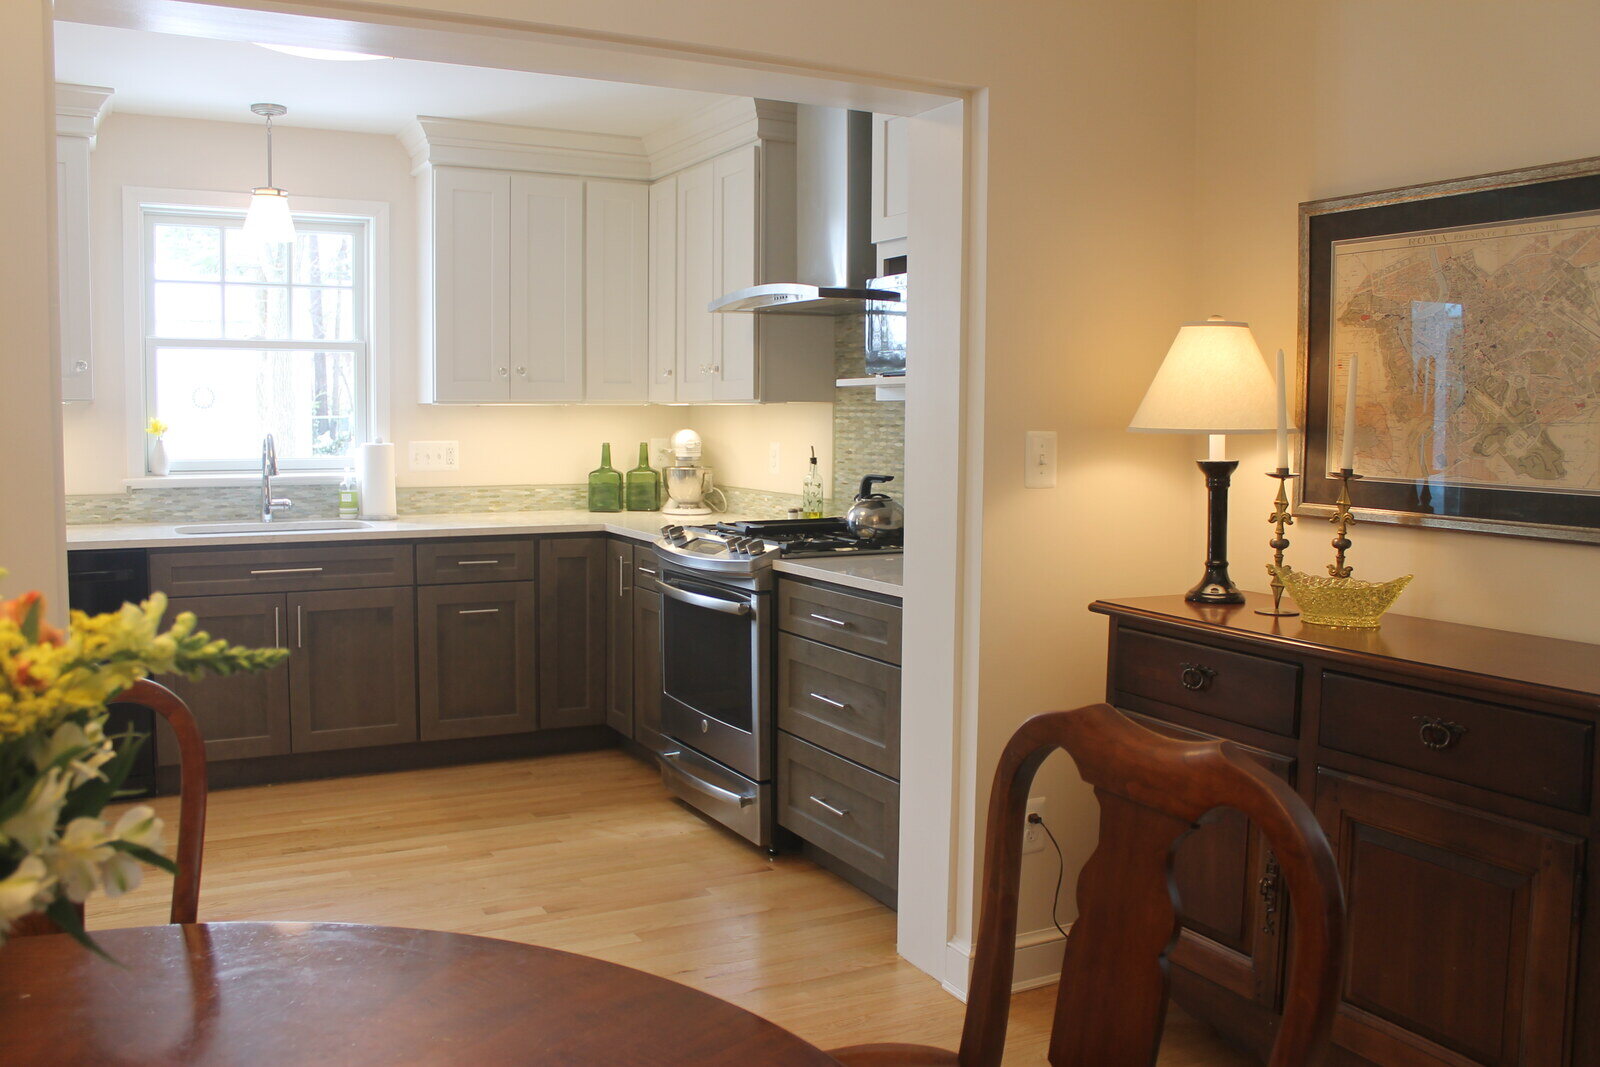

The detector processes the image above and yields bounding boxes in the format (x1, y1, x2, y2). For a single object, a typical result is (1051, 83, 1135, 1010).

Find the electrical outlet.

(768, 441, 782, 474)
(1023, 796, 1047, 854)
(650, 437, 671, 469)
(409, 440, 459, 471)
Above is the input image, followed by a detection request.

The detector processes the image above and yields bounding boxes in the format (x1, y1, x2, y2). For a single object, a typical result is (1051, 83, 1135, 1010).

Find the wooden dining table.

(0, 922, 842, 1065)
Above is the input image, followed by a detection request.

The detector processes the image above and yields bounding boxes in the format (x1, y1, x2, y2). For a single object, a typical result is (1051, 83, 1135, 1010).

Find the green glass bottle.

(588, 443, 623, 513)
(625, 442, 662, 511)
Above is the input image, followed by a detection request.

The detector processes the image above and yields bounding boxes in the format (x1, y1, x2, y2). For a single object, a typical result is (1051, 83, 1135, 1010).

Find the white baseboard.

(942, 924, 1071, 1001)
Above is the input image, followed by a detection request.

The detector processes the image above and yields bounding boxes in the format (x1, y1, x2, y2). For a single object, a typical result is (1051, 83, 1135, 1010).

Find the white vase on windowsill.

(149, 438, 170, 477)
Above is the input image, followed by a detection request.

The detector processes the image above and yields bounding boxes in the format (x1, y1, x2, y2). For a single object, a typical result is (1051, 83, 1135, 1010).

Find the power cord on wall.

(1028, 812, 1069, 941)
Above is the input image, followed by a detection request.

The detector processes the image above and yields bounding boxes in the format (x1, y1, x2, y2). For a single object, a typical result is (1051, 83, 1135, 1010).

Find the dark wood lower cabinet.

(632, 586, 664, 754)
(288, 586, 417, 752)
(538, 537, 607, 730)
(606, 541, 634, 738)
(161, 593, 292, 763)
(418, 582, 537, 741)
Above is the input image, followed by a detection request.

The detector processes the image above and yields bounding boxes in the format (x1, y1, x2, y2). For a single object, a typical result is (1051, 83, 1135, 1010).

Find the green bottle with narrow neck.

(588, 443, 623, 513)
(624, 442, 662, 511)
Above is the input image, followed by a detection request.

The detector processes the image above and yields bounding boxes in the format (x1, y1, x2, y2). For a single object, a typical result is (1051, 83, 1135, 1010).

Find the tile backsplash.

(833, 314, 908, 510)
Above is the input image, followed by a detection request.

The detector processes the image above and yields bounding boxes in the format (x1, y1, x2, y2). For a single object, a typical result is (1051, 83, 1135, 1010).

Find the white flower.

(45, 816, 114, 903)
(0, 856, 54, 925)
(32, 717, 117, 786)
(0, 768, 72, 853)
(100, 805, 166, 897)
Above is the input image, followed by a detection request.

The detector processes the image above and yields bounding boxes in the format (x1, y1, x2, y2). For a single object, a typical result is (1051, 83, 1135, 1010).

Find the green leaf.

(20, 596, 40, 644)
(108, 838, 177, 875)
(44, 896, 121, 966)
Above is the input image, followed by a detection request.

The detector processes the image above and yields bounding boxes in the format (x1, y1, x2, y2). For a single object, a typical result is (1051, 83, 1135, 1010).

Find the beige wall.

(62, 111, 834, 497)
(1197, 0, 1600, 645)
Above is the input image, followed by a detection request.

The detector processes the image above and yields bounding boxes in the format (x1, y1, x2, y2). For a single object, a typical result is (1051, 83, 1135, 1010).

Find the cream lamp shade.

(1129, 316, 1277, 433)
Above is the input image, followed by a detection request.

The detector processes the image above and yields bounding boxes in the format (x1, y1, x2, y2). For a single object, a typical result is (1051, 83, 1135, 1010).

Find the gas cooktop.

(656, 517, 902, 574)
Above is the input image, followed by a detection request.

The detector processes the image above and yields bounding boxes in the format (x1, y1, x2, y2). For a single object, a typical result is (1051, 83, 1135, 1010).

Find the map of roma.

(1330, 211, 1600, 495)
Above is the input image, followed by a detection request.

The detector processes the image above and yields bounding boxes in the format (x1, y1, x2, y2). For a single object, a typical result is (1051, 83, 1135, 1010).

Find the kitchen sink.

(173, 520, 375, 535)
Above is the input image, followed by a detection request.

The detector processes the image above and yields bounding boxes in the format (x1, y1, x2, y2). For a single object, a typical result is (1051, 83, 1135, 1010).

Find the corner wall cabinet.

(870, 113, 909, 256)
(1092, 593, 1600, 1067)
(54, 84, 114, 403)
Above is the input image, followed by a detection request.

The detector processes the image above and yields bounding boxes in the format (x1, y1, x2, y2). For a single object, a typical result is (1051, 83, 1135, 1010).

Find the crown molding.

(400, 116, 651, 180)
(56, 83, 115, 145)
(642, 97, 795, 179)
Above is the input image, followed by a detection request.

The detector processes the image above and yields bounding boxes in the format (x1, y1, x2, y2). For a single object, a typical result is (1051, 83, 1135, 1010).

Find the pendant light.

(243, 103, 296, 246)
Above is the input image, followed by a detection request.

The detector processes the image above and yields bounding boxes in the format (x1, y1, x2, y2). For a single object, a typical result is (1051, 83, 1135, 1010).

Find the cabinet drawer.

(1319, 672, 1593, 812)
(778, 581, 902, 664)
(778, 635, 900, 778)
(416, 538, 535, 584)
(633, 548, 662, 592)
(150, 542, 414, 597)
(1113, 629, 1300, 736)
(778, 732, 899, 887)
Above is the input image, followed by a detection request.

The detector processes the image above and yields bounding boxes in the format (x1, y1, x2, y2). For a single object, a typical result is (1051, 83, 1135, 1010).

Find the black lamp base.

(1186, 459, 1244, 605)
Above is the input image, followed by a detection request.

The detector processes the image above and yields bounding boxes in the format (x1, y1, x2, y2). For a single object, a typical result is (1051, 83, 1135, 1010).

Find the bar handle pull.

(808, 613, 850, 628)
(809, 795, 849, 818)
(250, 566, 324, 576)
(809, 692, 849, 711)
(457, 608, 501, 616)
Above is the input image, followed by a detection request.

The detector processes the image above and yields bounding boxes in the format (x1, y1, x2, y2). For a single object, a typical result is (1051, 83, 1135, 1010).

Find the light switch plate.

(768, 441, 782, 474)
(1024, 431, 1057, 488)
(409, 440, 459, 471)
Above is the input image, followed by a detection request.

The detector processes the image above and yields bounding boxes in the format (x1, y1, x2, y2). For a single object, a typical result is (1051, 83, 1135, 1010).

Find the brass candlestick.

(1256, 468, 1299, 617)
(1328, 467, 1361, 578)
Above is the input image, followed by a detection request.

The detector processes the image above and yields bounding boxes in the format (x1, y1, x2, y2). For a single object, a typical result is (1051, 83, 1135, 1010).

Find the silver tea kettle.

(845, 475, 904, 540)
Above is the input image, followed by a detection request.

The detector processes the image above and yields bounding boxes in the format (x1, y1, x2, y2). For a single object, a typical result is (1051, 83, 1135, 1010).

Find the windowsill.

(123, 472, 344, 490)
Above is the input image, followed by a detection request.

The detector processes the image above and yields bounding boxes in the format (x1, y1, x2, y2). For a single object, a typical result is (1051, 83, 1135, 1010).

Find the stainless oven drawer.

(659, 744, 774, 849)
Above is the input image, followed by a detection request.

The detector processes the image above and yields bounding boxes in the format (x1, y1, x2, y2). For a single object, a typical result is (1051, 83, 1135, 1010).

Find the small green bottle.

(588, 443, 623, 513)
(625, 442, 662, 511)
(802, 446, 825, 518)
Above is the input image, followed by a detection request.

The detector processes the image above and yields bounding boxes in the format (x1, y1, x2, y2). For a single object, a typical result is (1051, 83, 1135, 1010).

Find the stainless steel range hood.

(709, 106, 901, 316)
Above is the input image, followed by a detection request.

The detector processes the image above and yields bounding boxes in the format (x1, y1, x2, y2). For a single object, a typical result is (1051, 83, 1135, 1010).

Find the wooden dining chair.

(11, 679, 208, 937)
(831, 702, 1345, 1067)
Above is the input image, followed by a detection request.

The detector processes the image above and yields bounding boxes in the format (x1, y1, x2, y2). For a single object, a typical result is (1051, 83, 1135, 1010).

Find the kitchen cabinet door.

(57, 134, 92, 403)
(605, 541, 634, 738)
(509, 173, 585, 401)
(1314, 770, 1580, 1067)
(870, 114, 910, 246)
(647, 176, 679, 402)
(712, 143, 759, 402)
(632, 586, 665, 755)
(675, 159, 717, 403)
(584, 181, 649, 402)
(538, 537, 608, 729)
(417, 582, 537, 741)
(287, 586, 418, 752)
(429, 167, 512, 402)
(159, 594, 291, 764)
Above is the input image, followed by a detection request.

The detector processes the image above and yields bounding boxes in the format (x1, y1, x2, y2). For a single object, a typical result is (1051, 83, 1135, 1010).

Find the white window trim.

(121, 186, 391, 484)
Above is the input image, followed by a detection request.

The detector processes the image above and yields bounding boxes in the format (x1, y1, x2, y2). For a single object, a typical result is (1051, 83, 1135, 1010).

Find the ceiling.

(53, 21, 735, 138)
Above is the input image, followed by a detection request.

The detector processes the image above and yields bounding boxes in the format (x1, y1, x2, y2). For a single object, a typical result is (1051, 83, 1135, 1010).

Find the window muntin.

(142, 208, 369, 471)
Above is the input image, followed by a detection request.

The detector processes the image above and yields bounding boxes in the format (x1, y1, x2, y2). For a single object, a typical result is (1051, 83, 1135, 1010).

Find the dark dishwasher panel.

(67, 550, 157, 797)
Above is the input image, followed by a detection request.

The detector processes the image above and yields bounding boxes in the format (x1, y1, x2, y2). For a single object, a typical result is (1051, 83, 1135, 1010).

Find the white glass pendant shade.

(244, 187, 296, 245)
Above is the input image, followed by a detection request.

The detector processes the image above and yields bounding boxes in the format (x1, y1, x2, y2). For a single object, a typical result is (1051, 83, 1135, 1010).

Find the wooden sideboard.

(1090, 593, 1600, 1067)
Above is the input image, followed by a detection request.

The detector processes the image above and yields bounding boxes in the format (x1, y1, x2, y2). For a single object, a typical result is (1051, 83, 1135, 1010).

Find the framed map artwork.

(1299, 157, 1600, 543)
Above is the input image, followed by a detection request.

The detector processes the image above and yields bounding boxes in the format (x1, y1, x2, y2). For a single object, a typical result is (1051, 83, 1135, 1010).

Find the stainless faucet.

(261, 434, 293, 522)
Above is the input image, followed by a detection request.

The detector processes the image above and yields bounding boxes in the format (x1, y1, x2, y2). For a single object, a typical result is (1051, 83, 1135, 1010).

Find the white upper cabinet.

(674, 160, 717, 403)
(55, 84, 113, 404)
(584, 181, 650, 403)
(510, 174, 585, 401)
(712, 145, 759, 402)
(425, 167, 512, 403)
(871, 114, 909, 247)
(647, 177, 678, 403)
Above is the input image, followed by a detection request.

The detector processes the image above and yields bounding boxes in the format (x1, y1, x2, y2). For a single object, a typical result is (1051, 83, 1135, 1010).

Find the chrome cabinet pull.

(809, 795, 849, 818)
(808, 613, 850, 628)
(273, 605, 281, 647)
(250, 566, 324, 576)
(455, 559, 501, 567)
(296, 604, 303, 649)
(618, 556, 626, 598)
(809, 692, 849, 711)
(638, 566, 658, 577)
(1179, 663, 1216, 691)
(499, 366, 509, 377)
(457, 607, 500, 615)
(1414, 716, 1468, 750)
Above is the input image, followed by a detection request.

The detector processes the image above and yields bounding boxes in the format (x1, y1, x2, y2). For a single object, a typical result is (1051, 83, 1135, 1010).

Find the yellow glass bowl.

(1269, 565, 1414, 629)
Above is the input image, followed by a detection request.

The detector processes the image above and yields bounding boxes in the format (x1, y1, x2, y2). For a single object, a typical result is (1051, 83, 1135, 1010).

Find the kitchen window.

(138, 205, 372, 473)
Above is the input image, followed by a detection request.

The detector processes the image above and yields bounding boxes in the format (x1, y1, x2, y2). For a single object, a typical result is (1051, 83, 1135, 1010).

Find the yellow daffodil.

(145, 417, 169, 437)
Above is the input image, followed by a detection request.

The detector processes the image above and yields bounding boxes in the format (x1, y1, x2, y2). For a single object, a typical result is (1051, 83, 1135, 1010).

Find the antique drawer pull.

(1179, 663, 1216, 691)
(809, 692, 850, 711)
(808, 613, 850, 628)
(250, 566, 324, 576)
(1258, 853, 1281, 935)
(455, 559, 502, 566)
(457, 608, 501, 616)
(809, 795, 849, 818)
(1414, 715, 1468, 751)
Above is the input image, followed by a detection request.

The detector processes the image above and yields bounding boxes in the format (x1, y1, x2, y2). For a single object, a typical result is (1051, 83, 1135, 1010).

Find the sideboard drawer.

(1113, 629, 1300, 736)
(778, 731, 899, 887)
(150, 542, 414, 597)
(416, 538, 536, 585)
(1319, 673, 1593, 812)
(778, 634, 900, 778)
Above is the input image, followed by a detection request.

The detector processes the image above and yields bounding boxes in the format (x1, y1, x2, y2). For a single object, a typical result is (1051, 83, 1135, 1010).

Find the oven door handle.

(660, 751, 755, 807)
(657, 577, 753, 616)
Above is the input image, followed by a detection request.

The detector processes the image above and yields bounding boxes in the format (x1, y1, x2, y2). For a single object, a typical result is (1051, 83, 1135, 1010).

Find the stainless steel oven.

(656, 555, 775, 849)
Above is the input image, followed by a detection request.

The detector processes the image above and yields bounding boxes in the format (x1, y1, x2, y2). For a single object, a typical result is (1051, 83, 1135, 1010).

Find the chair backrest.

(118, 679, 208, 924)
(959, 703, 1343, 1067)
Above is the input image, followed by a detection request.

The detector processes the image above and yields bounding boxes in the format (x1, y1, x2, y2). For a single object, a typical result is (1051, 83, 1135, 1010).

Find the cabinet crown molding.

(55, 83, 115, 144)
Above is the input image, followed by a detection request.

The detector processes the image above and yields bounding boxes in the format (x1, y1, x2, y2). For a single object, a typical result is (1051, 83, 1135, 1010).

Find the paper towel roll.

(357, 441, 397, 520)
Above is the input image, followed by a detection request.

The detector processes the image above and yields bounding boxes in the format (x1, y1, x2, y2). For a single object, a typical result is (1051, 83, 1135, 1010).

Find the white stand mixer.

(661, 428, 726, 516)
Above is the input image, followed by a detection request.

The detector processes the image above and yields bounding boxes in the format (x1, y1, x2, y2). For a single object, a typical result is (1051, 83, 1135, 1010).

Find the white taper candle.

(1275, 348, 1290, 470)
(1339, 352, 1359, 470)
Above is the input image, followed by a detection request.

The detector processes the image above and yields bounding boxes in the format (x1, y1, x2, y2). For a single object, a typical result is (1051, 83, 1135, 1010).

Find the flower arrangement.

(0, 569, 287, 952)
(145, 418, 171, 476)
(144, 418, 168, 439)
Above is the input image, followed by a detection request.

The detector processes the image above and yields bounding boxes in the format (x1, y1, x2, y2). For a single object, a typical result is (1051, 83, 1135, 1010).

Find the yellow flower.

(0, 857, 54, 927)
(46, 817, 114, 903)
(145, 417, 168, 437)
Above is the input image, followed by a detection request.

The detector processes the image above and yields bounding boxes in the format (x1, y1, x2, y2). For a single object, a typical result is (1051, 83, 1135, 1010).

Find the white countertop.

(65, 511, 903, 596)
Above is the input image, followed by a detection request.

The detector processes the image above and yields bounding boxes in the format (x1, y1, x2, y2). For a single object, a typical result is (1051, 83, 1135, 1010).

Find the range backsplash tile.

(833, 314, 908, 511)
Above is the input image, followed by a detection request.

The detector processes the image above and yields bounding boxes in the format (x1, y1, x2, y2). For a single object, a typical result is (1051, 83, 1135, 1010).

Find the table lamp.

(1129, 316, 1277, 604)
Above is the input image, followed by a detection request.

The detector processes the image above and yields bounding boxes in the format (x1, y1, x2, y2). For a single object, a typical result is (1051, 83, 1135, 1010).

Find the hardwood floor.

(92, 748, 1253, 1065)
